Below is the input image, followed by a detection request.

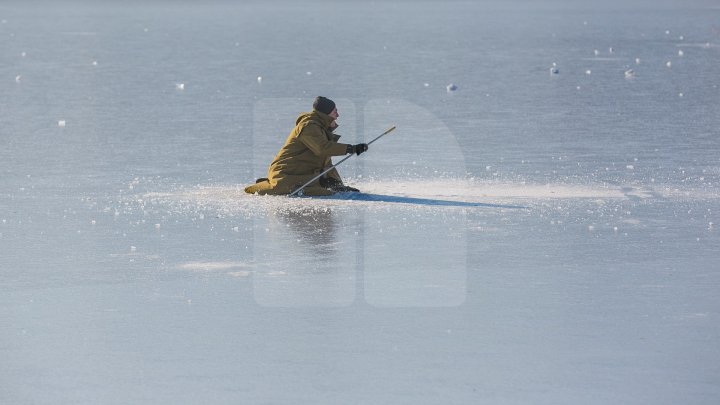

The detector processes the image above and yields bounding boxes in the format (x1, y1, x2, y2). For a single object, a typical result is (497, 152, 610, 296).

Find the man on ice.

(245, 96, 368, 196)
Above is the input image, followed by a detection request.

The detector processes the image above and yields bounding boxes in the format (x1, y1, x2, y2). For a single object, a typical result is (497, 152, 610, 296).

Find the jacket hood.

(296, 110, 335, 128)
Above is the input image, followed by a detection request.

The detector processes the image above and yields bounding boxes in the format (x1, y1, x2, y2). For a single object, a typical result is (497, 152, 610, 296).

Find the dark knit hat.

(313, 96, 336, 115)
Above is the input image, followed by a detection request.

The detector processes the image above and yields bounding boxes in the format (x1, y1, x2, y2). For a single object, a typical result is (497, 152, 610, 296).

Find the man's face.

(329, 107, 339, 120)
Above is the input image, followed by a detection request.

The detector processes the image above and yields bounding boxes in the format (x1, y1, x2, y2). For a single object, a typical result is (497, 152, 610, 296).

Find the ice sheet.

(1, 0, 719, 404)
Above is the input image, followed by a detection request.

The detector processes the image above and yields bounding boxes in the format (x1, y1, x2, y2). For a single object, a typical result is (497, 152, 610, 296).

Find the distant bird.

(446, 83, 458, 92)
(624, 69, 635, 78)
(175, 83, 185, 90)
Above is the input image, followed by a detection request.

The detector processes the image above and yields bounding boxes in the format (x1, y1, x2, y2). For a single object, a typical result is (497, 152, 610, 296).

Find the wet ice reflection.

(252, 206, 467, 307)
(252, 207, 357, 307)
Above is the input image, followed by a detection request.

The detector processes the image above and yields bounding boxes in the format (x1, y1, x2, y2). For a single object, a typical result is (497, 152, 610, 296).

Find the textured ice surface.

(1, 1, 719, 404)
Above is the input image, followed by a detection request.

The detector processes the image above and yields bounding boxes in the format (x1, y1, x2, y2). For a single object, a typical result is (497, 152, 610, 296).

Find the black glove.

(346, 143, 368, 156)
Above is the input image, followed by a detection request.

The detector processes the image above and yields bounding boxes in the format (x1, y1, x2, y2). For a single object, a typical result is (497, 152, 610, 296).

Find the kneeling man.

(245, 96, 368, 196)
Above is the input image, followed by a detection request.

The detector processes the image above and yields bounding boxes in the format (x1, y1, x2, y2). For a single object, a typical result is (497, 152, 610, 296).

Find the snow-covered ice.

(1, 0, 719, 404)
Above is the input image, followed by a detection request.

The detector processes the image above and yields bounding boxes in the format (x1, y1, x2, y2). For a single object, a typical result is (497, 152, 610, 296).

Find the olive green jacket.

(245, 110, 350, 195)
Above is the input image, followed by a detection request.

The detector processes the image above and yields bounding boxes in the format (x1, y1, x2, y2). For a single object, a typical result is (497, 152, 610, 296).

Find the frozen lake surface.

(1, 0, 719, 403)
